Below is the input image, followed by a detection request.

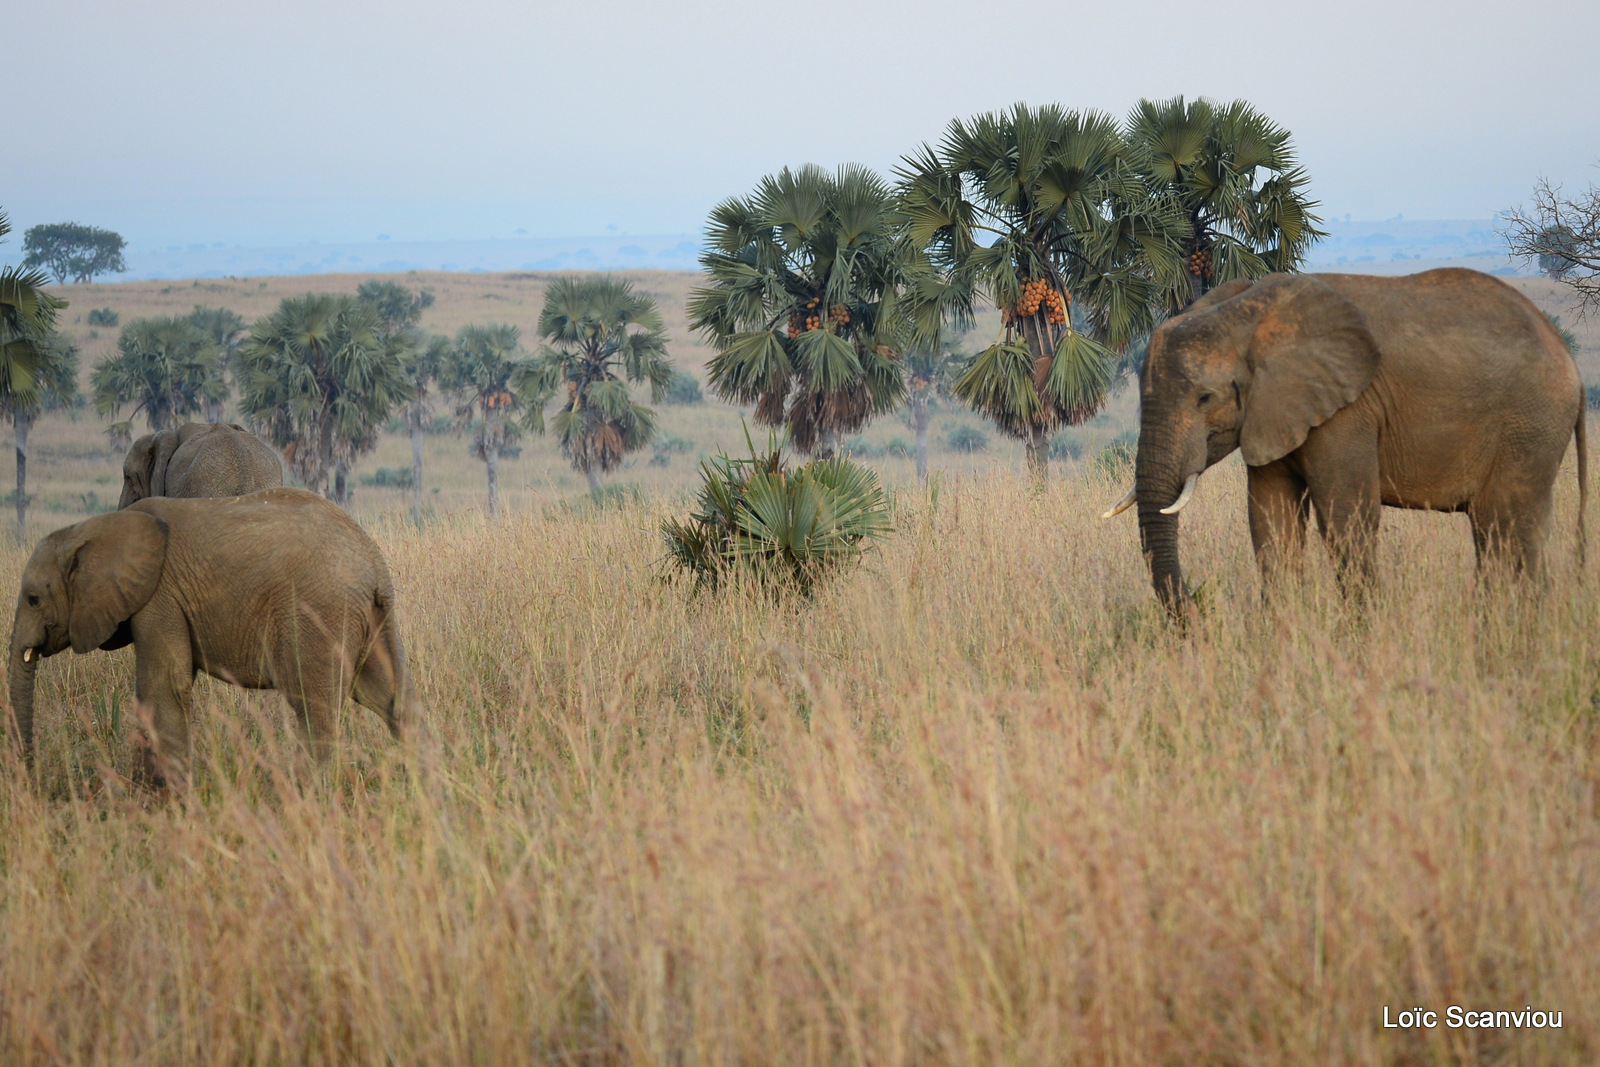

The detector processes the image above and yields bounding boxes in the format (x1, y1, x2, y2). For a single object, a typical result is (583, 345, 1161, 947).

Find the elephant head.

(1110, 274, 1380, 614)
(7, 512, 169, 766)
(120, 429, 183, 508)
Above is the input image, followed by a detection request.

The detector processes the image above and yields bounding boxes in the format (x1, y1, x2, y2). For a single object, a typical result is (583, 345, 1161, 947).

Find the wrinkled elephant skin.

(1126, 269, 1585, 613)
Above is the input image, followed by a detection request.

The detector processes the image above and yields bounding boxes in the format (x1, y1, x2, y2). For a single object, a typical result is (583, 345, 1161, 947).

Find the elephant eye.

(26, 594, 39, 607)
(1197, 391, 1215, 407)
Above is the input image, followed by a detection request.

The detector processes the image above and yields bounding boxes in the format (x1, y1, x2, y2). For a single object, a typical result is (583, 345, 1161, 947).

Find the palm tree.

(401, 333, 450, 524)
(235, 294, 410, 502)
(1126, 96, 1325, 310)
(184, 306, 247, 421)
(899, 103, 1187, 480)
(355, 280, 438, 522)
(688, 164, 908, 457)
(439, 324, 544, 518)
(93, 317, 224, 432)
(2, 335, 78, 542)
(1, 209, 72, 542)
(521, 276, 670, 495)
(356, 279, 435, 331)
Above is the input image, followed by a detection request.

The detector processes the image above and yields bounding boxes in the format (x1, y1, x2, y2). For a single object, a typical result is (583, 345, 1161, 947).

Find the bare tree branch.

(1503, 169, 1600, 318)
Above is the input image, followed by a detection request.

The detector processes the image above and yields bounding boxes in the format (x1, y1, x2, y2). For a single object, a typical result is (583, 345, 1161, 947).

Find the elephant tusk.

(1160, 473, 1199, 515)
(21, 648, 33, 663)
(1100, 487, 1137, 519)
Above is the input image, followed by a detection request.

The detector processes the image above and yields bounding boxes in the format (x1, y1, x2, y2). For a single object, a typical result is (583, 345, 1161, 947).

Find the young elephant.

(120, 422, 283, 508)
(6, 488, 419, 785)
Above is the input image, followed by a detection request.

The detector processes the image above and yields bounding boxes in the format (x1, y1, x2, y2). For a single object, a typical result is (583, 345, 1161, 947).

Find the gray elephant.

(120, 422, 283, 508)
(1104, 269, 1586, 613)
(7, 488, 419, 785)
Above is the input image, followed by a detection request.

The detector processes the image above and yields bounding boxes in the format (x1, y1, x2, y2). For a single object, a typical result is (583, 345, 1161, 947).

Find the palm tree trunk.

(911, 392, 930, 485)
(15, 410, 31, 545)
(1025, 424, 1049, 484)
(409, 408, 425, 525)
(333, 463, 350, 506)
(585, 463, 602, 498)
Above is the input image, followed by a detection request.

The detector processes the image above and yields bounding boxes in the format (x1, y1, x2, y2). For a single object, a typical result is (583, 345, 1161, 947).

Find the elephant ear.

(64, 511, 170, 654)
(1240, 276, 1381, 466)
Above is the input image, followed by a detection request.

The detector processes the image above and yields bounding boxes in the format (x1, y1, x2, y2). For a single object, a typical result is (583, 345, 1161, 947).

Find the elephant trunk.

(1136, 422, 1190, 617)
(7, 633, 37, 768)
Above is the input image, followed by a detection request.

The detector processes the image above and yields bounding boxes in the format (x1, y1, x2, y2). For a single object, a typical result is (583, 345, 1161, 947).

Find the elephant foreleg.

(130, 618, 196, 789)
(1301, 430, 1383, 597)
(1247, 460, 1310, 595)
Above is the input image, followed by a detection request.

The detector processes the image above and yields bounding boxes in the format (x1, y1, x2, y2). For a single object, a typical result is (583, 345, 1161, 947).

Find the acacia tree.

(1126, 96, 1325, 311)
(93, 317, 224, 432)
(688, 164, 907, 457)
(1505, 172, 1600, 315)
(900, 103, 1187, 480)
(440, 324, 544, 518)
(521, 276, 671, 495)
(185, 306, 247, 421)
(235, 294, 410, 502)
(21, 222, 127, 284)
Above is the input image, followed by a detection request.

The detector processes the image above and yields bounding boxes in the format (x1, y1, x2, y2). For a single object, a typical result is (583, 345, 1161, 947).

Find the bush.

(945, 425, 989, 453)
(1092, 431, 1139, 476)
(663, 370, 704, 405)
(661, 445, 892, 596)
(1050, 433, 1084, 461)
(885, 437, 913, 458)
(359, 467, 415, 488)
(842, 437, 883, 459)
(1586, 384, 1600, 412)
(87, 308, 119, 327)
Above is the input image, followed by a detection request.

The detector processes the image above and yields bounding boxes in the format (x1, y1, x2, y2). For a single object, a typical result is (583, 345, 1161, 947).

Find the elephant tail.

(1577, 401, 1588, 570)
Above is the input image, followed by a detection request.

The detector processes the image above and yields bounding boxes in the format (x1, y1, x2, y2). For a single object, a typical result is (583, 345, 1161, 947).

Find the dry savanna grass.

(0, 269, 1597, 1064)
(2, 443, 1598, 1064)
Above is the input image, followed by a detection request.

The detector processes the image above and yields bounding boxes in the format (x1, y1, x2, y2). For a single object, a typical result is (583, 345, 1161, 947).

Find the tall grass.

(2, 457, 1597, 1064)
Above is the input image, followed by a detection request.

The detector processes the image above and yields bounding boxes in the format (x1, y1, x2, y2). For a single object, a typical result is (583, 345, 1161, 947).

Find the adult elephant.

(119, 421, 283, 508)
(7, 488, 419, 786)
(1103, 269, 1586, 614)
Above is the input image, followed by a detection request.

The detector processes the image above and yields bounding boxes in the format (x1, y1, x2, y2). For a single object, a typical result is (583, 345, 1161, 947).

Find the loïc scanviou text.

(1383, 1006, 1562, 1029)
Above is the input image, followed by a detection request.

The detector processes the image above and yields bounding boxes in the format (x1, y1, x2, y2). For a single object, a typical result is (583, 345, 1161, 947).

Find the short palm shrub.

(87, 307, 119, 327)
(661, 444, 891, 595)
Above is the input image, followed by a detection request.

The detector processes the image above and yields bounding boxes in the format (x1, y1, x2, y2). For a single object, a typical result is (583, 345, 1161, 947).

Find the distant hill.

(1303, 217, 1523, 275)
(12, 217, 1536, 283)
(80, 233, 705, 281)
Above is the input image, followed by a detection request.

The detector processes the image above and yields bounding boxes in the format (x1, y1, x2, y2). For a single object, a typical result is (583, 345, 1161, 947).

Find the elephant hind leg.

(269, 643, 348, 765)
(1468, 485, 1554, 579)
(350, 618, 416, 743)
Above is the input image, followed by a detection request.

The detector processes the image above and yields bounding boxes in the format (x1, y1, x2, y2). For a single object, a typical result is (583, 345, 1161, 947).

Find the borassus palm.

(899, 103, 1187, 479)
(689, 164, 908, 456)
(1126, 96, 1325, 310)
(519, 276, 671, 496)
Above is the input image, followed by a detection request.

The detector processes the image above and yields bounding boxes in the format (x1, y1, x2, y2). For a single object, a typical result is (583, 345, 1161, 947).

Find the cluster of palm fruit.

(1188, 246, 1214, 279)
(788, 296, 850, 337)
(483, 390, 514, 411)
(1012, 278, 1069, 325)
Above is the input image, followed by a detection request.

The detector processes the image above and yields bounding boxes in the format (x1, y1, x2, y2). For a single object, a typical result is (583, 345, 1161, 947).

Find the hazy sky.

(5, 0, 1597, 249)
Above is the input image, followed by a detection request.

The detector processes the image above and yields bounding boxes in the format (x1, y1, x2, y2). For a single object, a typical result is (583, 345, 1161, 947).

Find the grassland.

(1, 270, 1598, 1063)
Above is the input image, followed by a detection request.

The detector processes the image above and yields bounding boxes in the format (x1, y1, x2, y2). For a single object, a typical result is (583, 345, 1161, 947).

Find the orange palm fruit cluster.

(828, 304, 850, 327)
(1188, 248, 1213, 278)
(484, 390, 513, 410)
(1015, 278, 1069, 325)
